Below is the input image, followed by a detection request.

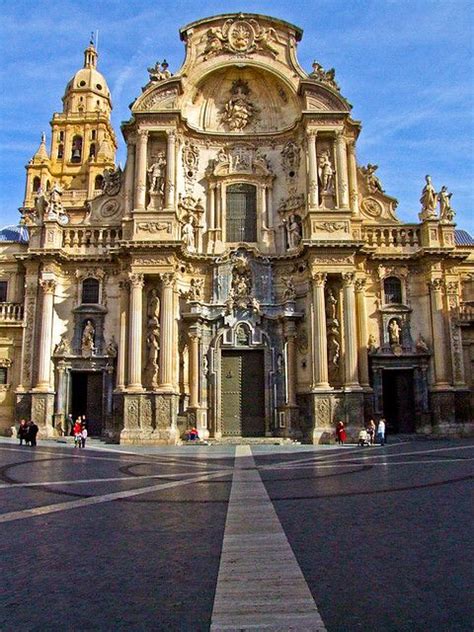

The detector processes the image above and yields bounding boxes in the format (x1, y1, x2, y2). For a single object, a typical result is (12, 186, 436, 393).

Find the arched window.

(226, 184, 257, 242)
(94, 175, 104, 190)
(71, 135, 83, 163)
(384, 276, 402, 304)
(32, 176, 41, 192)
(57, 144, 64, 159)
(89, 143, 96, 159)
(81, 278, 100, 304)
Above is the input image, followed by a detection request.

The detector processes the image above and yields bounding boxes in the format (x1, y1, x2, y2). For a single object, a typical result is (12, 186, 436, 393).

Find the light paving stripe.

(211, 445, 326, 631)
(0, 469, 230, 524)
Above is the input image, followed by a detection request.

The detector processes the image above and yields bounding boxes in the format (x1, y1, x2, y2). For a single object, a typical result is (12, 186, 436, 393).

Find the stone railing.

(362, 225, 421, 249)
(0, 302, 24, 323)
(61, 190, 89, 204)
(62, 227, 122, 251)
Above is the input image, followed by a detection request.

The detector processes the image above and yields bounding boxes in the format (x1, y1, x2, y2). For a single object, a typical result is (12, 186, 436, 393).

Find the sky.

(0, 0, 473, 232)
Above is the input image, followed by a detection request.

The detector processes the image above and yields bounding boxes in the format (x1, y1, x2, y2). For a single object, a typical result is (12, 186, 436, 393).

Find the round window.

(79, 80, 86, 87)
(96, 83, 102, 90)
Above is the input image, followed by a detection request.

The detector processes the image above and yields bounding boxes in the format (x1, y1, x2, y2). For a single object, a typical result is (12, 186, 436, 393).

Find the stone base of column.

(53, 412, 65, 436)
(15, 391, 32, 423)
(31, 392, 56, 438)
(430, 388, 472, 435)
(185, 407, 209, 440)
(310, 390, 364, 444)
(118, 392, 179, 445)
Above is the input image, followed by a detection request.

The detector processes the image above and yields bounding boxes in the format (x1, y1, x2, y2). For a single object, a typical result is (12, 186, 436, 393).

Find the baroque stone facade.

(0, 14, 473, 443)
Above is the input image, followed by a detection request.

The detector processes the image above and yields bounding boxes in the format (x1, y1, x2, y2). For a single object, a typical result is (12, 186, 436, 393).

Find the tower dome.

(62, 41, 112, 115)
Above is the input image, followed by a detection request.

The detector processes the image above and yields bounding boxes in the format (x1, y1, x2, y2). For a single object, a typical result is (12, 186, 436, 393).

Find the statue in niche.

(438, 186, 455, 222)
(318, 150, 335, 194)
(328, 335, 340, 367)
(220, 80, 257, 131)
(360, 163, 384, 193)
(282, 276, 296, 301)
(148, 289, 160, 325)
(388, 319, 401, 346)
(416, 333, 430, 353)
(283, 214, 302, 250)
(106, 336, 118, 358)
(147, 152, 166, 198)
(419, 175, 437, 220)
(146, 322, 160, 386)
(325, 289, 338, 321)
(188, 278, 204, 301)
(236, 324, 250, 345)
(81, 320, 95, 357)
(181, 215, 196, 251)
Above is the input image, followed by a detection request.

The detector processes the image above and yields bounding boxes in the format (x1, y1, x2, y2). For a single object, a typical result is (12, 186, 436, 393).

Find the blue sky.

(1, 0, 473, 232)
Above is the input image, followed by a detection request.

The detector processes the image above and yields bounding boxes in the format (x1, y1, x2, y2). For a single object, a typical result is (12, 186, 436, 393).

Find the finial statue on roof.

(147, 60, 172, 82)
(419, 175, 438, 221)
(310, 60, 340, 91)
(438, 186, 455, 223)
(41, 132, 46, 144)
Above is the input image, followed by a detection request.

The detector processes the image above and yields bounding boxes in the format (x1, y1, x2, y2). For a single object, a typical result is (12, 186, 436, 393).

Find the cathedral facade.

(0, 13, 473, 443)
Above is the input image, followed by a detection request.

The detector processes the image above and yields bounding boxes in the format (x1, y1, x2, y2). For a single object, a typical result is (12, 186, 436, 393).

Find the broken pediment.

(357, 164, 399, 223)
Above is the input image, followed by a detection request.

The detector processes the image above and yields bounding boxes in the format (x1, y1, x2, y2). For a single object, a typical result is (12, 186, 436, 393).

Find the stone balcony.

(62, 226, 122, 253)
(458, 302, 474, 324)
(0, 302, 24, 324)
(362, 224, 421, 251)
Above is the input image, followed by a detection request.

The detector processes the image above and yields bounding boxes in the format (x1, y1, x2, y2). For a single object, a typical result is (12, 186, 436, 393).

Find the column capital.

(355, 278, 366, 292)
(342, 271, 355, 287)
(166, 130, 177, 141)
(119, 279, 130, 291)
(128, 272, 144, 288)
(137, 129, 149, 141)
(161, 272, 175, 289)
(311, 271, 327, 287)
(445, 280, 459, 295)
(306, 128, 317, 139)
(40, 278, 56, 294)
(428, 278, 444, 293)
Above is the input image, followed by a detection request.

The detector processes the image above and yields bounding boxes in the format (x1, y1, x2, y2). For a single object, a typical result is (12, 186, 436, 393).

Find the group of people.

(336, 418, 387, 446)
(18, 419, 39, 446)
(70, 415, 88, 449)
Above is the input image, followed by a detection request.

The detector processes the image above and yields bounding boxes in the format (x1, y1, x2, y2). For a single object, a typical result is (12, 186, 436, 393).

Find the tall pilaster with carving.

(127, 273, 144, 391)
(159, 273, 176, 391)
(134, 130, 148, 211)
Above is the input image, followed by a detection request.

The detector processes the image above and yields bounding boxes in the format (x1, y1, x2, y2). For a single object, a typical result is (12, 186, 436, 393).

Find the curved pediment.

(133, 78, 182, 113)
(299, 81, 351, 113)
(181, 65, 301, 134)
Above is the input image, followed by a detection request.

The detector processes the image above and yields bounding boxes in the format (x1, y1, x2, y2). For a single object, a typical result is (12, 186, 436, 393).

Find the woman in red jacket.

(335, 420, 347, 445)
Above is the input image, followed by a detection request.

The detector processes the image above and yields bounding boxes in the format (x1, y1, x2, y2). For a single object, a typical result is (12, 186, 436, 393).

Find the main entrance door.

(70, 371, 104, 436)
(382, 369, 415, 433)
(221, 350, 265, 436)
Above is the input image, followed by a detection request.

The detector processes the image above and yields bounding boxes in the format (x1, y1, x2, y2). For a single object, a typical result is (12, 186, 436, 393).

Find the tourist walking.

(18, 419, 28, 446)
(80, 424, 88, 449)
(335, 420, 347, 445)
(377, 418, 386, 446)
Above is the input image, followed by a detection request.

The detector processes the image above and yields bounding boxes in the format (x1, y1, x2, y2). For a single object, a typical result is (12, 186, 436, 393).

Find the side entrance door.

(382, 369, 415, 433)
(221, 350, 265, 437)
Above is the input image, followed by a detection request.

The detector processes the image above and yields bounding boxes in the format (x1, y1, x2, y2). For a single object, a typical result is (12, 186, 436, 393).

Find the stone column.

(428, 279, 449, 385)
(134, 130, 148, 210)
(307, 131, 318, 207)
(165, 131, 176, 208)
(342, 272, 360, 387)
(116, 280, 128, 391)
(54, 361, 67, 433)
(36, 279, 56, 390)
(335, 132, 350, 208)
(284, 321, 297, 406)
(261, 185, 267, 228)
(18, 269, 39, 391)
(209, 184, 216, 230)
(311, 272, 329, 388)
(159, 273, 175, 390)
(188, 328, 201, 408)
(445, 281, 466, 386)
(104, 366, 114, 416)
(124, 140, 135, 216)
(355, 278, 369, 387)
(127, 273, 144, 391)
(347, 140, 359, 215)
(266, 185, 273, 228)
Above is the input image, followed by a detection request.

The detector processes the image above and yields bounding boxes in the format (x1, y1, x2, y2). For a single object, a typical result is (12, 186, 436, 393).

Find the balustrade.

(459, 302, 474, 323)
(62, 227, 122, 250)
(362, 225, 420, 249)
(0, 302, 24, 322)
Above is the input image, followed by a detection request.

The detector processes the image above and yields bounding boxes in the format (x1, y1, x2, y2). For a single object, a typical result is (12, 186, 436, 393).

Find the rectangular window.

(0, 281, 7, 302)
(0, 367, 7, 385)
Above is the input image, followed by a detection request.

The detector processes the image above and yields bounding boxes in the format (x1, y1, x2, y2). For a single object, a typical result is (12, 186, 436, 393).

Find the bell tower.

(23, 39, 117, 212)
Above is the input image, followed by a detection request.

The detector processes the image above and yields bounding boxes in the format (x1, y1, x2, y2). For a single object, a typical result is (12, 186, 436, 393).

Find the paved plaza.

(0, 437, 473, 631)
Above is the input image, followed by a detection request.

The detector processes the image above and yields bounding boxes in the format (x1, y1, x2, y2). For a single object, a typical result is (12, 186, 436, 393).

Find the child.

(80, 425, 88, 449)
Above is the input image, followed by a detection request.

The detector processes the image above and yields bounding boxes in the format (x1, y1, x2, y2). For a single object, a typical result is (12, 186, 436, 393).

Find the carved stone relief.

(202, 18, 281, 60)
(219, 80, 259, 131)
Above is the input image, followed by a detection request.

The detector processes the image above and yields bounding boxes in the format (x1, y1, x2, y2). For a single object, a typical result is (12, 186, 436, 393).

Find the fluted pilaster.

(127, 273, 144, 390)
(342, 272, 359, 387)
(36, 279, 56, 390)
(355, 278, 369, 386)
(165, 131, 176, 208)
(307, 131, 318, 207)
(312, 272, 329, 388)
(134, 130, 148, 210)
(335, 133, 349, 208)
(160, 273, 175, 390)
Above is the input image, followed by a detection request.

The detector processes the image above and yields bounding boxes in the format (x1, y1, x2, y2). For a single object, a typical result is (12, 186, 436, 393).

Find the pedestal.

(31, 392, 56, 438)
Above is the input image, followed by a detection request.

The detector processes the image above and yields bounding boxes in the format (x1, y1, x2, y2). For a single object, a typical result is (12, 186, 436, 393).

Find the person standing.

(73, 419, 82, 448)
(367, 419, 376, 445)
(80, 424, 88, 449)
(335, 420, 347, 445)
(377, 418, 386, 446)
(18, 419, 28, 446)
(27, 420, 39, 446)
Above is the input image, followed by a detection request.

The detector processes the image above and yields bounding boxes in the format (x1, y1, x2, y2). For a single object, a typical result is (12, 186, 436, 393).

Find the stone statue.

(438, 186, 455, 222)
(54, 333, 70, 355)
(310, 61, 340, 91)
(146, 324, 160, 366)
(188, 278, 204, 301)
(147, 60, 172, 82)
(47, 182, 64, 219)
(81, 320, 95, 357)
(221, 80, 256, 131)
(106, 336, 118, 358)
(282, 276, 296, 301)
(328, 335, 340, 366)
(419, 175, 437, 220)
(416, 334, 430, 353)
(284, 214, 302, 250)
(368, 334, 378, 352)
(388, 319, 401, 345)
(148, 289, 160, 324)
(361, 164, 384, 193)
(102, 167, 122, 196)
(318, 150, 334, 193)
(147, 152, 166, 196)
(181, 216, 195, 251)
(326, 289, 337, 321)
